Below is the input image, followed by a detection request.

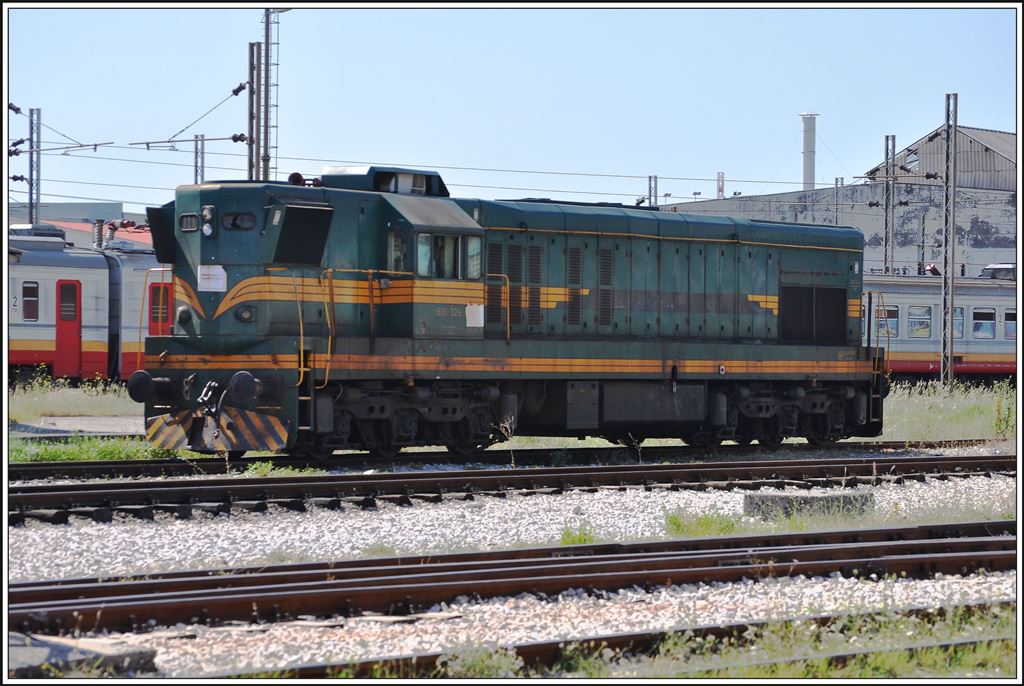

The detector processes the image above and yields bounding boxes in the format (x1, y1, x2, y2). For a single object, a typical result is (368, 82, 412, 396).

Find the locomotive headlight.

(234, 305, 256, 322)
(201, 223, 215, 237)
(201, 205, 215, 222)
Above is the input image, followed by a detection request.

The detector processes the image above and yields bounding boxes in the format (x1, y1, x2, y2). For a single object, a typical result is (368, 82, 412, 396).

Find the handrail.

(486, 273, 511, 344)
(137, 267, 172, 372)
(864, 289, 890, 375)
(267, 267, 306, 388)
(317, 268, 414, 387)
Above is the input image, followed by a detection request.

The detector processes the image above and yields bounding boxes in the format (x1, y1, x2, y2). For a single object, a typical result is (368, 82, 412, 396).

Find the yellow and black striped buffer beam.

(194, 406, 291, 452)
(145, 410, 197, 451)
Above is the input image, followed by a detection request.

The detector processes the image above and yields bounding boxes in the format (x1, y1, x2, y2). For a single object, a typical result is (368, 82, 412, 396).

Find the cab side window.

(417, 233, 463, 278)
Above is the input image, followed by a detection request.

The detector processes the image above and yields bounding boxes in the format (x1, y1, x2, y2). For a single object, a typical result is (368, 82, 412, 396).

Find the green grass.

(7, 436, 178, 463)
(878, 379, 1016, 442)
(240, 460, 326, 478)
(665, 512, 738, 538)
(8, 373, 141, 422)
(560, 522, 598, 545)
(434, 646, 525, 678)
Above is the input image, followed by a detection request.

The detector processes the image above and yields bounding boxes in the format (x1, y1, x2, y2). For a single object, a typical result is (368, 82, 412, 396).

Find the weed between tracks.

(560, 522, 599, 545)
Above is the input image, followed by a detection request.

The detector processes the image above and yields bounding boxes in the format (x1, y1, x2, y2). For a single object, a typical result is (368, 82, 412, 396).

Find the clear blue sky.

(5, 4, 1020, 216)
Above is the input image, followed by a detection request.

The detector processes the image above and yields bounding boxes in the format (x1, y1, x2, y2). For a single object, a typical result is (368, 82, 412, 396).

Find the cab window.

(388, 231, 407, 272)
(467, 236, 482, 279)
(417, 233, 462, 279)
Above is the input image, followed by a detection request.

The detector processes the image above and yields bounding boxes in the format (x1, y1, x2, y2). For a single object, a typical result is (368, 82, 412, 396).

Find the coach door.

(54, 280, 82, 378)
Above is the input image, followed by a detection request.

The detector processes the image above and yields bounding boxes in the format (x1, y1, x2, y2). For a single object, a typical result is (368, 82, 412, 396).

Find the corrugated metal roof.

(960, 126, 1016, 164)
(869, 125, 1016, 171)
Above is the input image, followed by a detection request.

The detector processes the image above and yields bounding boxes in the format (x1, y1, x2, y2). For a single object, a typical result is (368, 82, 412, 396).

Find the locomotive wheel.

(356, 419, 402, 459)
(755, 418, 783, 449)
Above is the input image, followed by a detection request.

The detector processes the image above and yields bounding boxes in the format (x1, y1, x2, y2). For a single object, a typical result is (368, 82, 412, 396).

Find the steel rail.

(12, 519, 1009, 597)
(9, 522, 1015, 635)
(7, 455, 1015, 517)
(7, 438, 999, 481)
(209, 600, 1017, 678)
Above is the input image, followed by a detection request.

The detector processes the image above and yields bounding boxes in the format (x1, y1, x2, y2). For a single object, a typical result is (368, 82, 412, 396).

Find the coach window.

(22, 282, 38, 321)
(908, 306, 932, 338)
(876, 305, 899, 338)
(1006, 310, 1016, 340)
(954, 307, 964, 339)
(972, 308, 996, 339)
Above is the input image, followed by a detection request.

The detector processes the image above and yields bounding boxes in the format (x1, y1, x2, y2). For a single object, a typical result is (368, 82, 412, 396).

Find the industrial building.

(662, 122, 1017, 277)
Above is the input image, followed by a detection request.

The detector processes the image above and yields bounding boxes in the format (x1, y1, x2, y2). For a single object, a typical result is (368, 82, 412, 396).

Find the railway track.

(9, 520, 1014, 636)
(213, 601, 1017, 678)
(8, 454, 1015, 525)
(7, 438, 1001, 482)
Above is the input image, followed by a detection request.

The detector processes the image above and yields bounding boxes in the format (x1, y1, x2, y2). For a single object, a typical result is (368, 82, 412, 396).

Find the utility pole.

(648, 175, 657, 208)
(717, 172, 725, 200)
(883, 134, 896, 273)
(262, 9, 272, 181)
(247, 42, 262, 181)
(193, 134, 206, 184)
(940, 93, 959, 385)
(833, 177, 843, 225)
(28, 108, 41, 224)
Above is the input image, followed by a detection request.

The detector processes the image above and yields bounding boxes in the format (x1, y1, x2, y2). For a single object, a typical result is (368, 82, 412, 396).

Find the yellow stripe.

(887, 352, 1016, 363)
(9, 339, 57, 351)
(214, 277, 487, 318)
(146, 352, 872, 375)
(174, 276, 206, 319)
(746, 294, 779, 316)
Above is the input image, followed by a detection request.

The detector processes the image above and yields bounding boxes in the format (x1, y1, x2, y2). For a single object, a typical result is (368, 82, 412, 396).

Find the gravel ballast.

(9, 474, 1016, 677)
(8, 475, 1015, 581)
(111, 572, 1017, 677)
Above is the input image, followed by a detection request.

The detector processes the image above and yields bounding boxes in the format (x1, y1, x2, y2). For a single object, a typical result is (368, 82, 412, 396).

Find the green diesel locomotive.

(129, 165, 886, 457)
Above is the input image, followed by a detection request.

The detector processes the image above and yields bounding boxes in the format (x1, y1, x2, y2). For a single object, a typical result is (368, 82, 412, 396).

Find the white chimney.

(800, 112, 818, 191)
